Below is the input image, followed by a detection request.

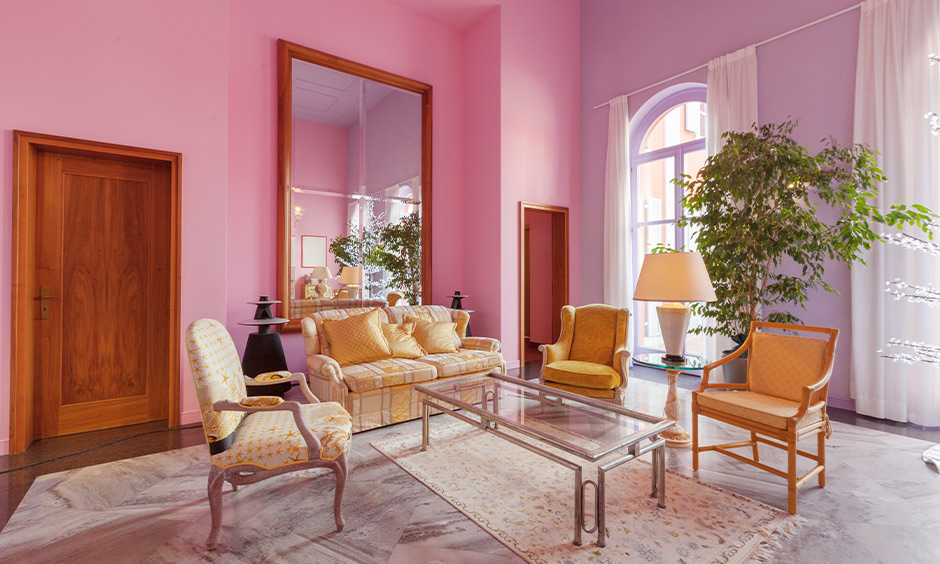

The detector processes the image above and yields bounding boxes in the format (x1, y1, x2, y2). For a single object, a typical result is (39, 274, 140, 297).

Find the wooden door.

(33, 151, 171, 438)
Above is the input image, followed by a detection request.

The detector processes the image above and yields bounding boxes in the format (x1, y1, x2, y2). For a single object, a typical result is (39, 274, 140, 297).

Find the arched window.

(631, 86, 707, 357)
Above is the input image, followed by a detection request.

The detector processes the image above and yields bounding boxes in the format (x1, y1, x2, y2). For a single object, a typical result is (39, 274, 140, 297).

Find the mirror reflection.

(284, 53, 426, 321)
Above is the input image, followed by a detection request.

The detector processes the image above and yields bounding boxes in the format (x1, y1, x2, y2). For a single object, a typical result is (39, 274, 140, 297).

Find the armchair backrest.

(567, 304, 629, 367)
(747, 323, 838, 402)
(185, 319, 248, 444)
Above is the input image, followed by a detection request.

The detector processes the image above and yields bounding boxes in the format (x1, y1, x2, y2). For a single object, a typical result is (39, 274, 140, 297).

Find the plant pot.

(722, 357, 748, 384)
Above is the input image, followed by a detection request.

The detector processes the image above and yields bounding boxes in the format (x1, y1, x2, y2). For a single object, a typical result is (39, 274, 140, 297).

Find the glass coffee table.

(415, 372, 672, 548)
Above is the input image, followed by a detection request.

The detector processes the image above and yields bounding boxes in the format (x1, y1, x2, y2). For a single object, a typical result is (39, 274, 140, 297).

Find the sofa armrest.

(461, 336, 501, 353)
(307, 354, 348, 406)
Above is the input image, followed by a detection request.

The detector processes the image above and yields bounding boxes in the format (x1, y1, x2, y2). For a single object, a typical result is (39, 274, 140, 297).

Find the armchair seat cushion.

(419, 349, 505, 378)
(696, 391, 824, 430)
(543, 360, 621, 390)
(211, 401, 352, 469)
(341, 358, 437, 394)
(544, 381, 617, 399)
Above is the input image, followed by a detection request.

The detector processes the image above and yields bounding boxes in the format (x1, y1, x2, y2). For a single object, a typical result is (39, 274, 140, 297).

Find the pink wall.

(580, 0, 862, 408)
(499, 0, 582, 367)
(0, 0, 229, 452)
(526, 210, 553, 344)
(364, 90, 422, 193)
(292, 119, 347, 190)
(225, 0, 466, 372)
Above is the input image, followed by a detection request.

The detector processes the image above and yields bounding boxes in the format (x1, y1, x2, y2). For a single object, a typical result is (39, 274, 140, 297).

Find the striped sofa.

(301, 305, 505, 433)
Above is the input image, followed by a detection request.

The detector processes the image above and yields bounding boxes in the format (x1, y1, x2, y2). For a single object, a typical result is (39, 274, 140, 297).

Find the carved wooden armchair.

(692, 321, 839, 514)
(539, 304, 630, 402)
(185, 319, 352, 548)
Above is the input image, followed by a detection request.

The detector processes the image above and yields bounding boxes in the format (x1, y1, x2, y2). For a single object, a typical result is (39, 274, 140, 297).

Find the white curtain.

(704, 45, 759, 360)
(852, 0, 940, 426)
(603, 96, 632, 320)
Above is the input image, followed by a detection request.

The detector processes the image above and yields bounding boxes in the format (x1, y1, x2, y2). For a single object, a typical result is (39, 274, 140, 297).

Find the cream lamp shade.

(634, 252, 716, 362)
(338, 266, 362, 299)
(311, 266, 333, 281)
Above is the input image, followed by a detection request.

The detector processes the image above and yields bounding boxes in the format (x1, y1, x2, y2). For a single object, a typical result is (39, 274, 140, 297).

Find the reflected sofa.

(302, 305, 505, 432)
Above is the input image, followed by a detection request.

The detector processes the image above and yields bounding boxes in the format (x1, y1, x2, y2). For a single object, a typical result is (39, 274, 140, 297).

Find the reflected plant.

(329, 200, 386, 297)
(375, 212, 422, 304)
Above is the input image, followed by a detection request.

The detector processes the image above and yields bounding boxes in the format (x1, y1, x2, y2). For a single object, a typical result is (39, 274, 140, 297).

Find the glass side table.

(634, 353, 707, 448)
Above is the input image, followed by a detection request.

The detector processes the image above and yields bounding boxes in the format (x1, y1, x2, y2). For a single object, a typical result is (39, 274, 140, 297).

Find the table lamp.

(339, 266, 362, 299)
(634, 252, 716, 362)
(310, 266, 334, 298)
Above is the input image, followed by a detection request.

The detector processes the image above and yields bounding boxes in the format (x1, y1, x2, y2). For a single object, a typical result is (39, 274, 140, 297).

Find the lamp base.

(661, 353, 686, 363)
(656, 303, 693, 360)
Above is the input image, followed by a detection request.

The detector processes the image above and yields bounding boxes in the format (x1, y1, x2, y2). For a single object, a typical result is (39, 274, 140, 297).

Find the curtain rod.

(593, 2, 863, 109)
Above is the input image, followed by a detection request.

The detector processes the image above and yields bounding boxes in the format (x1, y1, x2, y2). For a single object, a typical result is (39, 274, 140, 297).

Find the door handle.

(35, 286, 63, 319)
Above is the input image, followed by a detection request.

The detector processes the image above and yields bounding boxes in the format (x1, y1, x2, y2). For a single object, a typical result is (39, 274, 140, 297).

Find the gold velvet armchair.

(539, 304, 630, 401)
(185, 319, 352, 549)
(692, 321, 839, 514)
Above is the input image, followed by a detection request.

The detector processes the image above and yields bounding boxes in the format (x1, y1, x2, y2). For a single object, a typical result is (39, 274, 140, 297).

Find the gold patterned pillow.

(406, 316, 459, 354)
(321, 309, 393, 366)
(382, 322, 427, 359)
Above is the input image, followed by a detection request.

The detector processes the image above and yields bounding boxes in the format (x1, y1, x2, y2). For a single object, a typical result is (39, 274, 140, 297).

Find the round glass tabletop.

(633, 353, 706, 371)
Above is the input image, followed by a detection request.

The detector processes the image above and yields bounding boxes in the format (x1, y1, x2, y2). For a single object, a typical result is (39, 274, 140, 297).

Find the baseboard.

(828, 396, 856, 412)
(0, 438, 8, 456)
(505, 359, 521, 371)
(180, 410, 203, 426)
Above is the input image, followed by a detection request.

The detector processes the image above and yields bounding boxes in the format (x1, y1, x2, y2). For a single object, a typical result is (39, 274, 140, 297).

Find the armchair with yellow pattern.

(539, 304, 631, 402)
(692, 321, 839, 514)
(185, 319, 352, 549)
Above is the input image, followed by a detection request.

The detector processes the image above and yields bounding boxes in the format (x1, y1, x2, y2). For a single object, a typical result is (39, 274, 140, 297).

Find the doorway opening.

(10, 131, 181, 454)
(519, 203, 568, 380)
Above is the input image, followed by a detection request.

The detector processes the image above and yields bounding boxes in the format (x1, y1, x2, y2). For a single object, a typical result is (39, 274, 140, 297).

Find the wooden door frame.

(11, 131, 182, 454)
(519, 202, 569, 372)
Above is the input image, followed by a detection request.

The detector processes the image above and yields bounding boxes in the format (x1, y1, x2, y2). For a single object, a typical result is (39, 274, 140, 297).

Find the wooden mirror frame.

(277, 39, 432, 331)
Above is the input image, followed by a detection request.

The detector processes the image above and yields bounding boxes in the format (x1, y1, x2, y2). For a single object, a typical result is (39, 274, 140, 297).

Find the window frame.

(630, 86, 707, 358)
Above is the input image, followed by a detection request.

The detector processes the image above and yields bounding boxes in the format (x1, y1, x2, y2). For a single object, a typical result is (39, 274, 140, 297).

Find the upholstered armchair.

(692, 321, 839, 514)
(185, 319, 352, 549)
(539, 304, 631, 401)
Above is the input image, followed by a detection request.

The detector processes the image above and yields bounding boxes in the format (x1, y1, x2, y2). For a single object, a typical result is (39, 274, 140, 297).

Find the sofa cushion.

(696, 390, 824, 430)
(340, 358, 437, 394)
(382, 322, 427, 359)
(385, 304, 469, 339)
(407, 317, 459, 354)
(321, 310, 392, 366)
(312, 307, 389, 357)
(543, 360, 621, 390)
(418, 349, 504, 378)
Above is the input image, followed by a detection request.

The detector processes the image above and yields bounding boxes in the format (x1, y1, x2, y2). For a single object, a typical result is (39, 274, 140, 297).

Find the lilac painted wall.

(226, 0, 466, 373)
(580, 0, 862, 407)
(0, 0, 230, 451)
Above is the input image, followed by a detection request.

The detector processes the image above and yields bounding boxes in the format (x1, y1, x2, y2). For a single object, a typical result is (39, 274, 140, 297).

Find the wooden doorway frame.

(519, 202, 569, 373)
(10, 131, 182, 454)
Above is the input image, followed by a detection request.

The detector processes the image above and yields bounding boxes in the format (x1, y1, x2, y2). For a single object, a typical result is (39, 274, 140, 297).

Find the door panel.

(35, 151, 169, 438)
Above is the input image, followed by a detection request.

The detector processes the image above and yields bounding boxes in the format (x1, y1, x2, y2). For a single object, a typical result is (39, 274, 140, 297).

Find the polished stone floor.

(1, 367, 939, 563)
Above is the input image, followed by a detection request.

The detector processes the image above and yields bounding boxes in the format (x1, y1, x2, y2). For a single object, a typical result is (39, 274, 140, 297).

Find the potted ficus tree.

(375, 211, 423, 304)
(672, 120, 935, 381)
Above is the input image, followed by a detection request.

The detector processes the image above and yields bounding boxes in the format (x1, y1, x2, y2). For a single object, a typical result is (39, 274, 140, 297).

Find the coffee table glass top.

(416, 372, 670, 461)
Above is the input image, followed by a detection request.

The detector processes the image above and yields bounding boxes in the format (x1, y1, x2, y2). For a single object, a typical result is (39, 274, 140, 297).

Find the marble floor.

(1, 369, 939, 563)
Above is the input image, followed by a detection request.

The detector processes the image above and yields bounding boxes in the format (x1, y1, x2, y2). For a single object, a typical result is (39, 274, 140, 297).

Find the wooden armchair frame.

(691, 321, 839, 514)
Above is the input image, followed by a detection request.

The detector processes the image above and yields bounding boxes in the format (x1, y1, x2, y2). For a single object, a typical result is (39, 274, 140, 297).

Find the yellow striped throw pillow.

(322, 309, 393, 366)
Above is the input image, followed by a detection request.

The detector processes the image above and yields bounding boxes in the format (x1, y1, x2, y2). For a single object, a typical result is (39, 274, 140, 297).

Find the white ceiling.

(292, 59, 395, 127)
(382, 0, 500, 31)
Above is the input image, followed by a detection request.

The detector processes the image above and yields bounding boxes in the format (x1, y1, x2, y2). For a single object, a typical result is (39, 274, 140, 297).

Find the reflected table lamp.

(633, 252, 716, 362)
(310, 265, 334, 298)
(339, 266, 362, 299)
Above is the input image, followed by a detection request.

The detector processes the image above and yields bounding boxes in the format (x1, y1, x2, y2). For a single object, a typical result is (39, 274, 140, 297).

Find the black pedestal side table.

(448, 291, 473, 337)
(239, 296, 291, 397)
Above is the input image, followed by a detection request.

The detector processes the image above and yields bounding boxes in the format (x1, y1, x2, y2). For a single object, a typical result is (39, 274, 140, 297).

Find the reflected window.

(631, 87, 707, 357)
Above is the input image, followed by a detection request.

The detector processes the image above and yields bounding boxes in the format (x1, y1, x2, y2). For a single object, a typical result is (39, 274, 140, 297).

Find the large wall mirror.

(277, 40, 432, 330)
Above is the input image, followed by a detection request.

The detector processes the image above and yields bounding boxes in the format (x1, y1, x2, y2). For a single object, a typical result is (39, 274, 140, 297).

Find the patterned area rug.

(372, 421, 801, 564)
